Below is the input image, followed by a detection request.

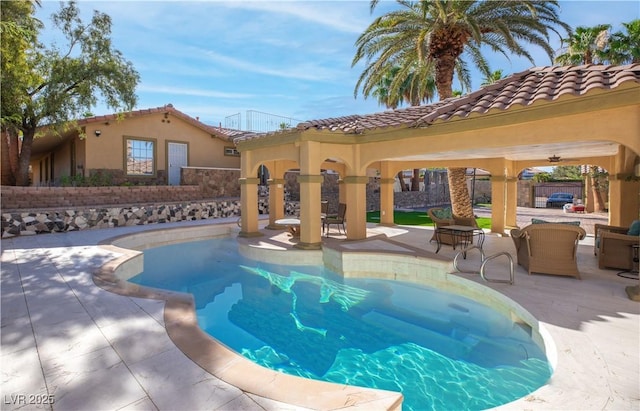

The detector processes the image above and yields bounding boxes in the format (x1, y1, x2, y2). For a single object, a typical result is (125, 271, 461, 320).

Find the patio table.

(435, 225, 485, 257)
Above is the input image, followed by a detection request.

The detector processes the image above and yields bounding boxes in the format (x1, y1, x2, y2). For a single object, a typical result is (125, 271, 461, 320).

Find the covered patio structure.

(234, 64, 640, 249)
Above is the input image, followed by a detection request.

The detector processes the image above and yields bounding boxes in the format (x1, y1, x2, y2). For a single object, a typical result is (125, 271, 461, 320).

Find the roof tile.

(234, 64, 639, 144)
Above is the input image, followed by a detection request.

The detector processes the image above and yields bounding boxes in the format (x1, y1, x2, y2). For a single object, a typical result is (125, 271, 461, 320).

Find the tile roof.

(77, 104, 238, 141)
(209, 126, 251, 139)
(234, 64, 639, 143)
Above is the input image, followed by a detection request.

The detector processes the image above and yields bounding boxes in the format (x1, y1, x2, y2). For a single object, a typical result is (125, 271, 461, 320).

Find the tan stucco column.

(338, 178, 346, 205)
(343, 176, 368, 240)
(379, 178, 395, 226)
(584, 175, 595, 213)
(505, 177, 518, 228)
(608, 174, 640, 226)
(266, 178, 286, 229)
(296, 174, 323, 249)
(378, 162, 395, 226)
(490, 176, 506, 235)
(238, 177, 262, 237)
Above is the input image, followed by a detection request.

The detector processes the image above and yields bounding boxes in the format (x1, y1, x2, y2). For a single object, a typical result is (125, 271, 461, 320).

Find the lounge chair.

(510, 223, 586, 279)
(594, 221, 640, 270)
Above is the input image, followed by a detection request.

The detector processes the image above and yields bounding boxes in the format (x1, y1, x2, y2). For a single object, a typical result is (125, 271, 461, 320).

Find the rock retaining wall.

(2, 201, 239, 238)
(0, 198, 304, 238)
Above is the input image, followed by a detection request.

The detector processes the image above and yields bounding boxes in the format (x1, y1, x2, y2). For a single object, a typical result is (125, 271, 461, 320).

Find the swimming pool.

(130, 236, 552, 411)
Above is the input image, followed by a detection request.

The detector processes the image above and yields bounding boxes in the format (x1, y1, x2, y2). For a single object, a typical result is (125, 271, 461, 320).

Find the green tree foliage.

(1, 1, 140, 186)
(353, 0, 569, 217)
(550, 165, 581, 180)
(604, 19, 640, 64)
(1, 0, 43, 185)
(555, 20, 640, 65)
(371, 65, 436, 109)
(532, 172, 551, 183)
(480, 69, 505, 87)
(555, 24, 612, 65)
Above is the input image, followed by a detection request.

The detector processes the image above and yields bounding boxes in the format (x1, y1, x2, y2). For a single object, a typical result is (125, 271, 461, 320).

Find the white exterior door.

(168, 142, 188, 185)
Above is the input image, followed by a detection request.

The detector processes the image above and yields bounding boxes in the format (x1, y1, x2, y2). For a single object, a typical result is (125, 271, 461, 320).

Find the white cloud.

(196, 48, 348, 82)
(138, 85, 256, 99)
(220, 1, 371, 34)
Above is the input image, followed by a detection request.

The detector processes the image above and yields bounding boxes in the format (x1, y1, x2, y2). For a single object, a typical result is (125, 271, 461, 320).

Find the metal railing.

(453, 245, 514, 284)
(246, 110, 303, 133)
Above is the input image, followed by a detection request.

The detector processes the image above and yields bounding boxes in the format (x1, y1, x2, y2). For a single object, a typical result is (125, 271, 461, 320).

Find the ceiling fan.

(547, 154, 579, 163)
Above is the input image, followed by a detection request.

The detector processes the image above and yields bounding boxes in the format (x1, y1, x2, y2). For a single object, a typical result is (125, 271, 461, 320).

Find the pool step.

(361, 310, 475, 360)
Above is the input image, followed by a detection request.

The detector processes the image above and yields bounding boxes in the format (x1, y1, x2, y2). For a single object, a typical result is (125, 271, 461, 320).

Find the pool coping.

(94, 223, 555, 411)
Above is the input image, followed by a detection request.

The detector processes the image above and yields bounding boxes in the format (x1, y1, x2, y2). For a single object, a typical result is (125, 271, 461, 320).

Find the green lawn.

(366, 210, 491, 229)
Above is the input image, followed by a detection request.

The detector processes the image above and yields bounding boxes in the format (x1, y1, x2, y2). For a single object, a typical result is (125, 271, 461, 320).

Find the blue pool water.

(130, 237, 552, 411)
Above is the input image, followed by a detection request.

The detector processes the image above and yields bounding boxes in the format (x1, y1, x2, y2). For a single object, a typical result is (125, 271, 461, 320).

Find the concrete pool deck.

(1, 215, 638, 410)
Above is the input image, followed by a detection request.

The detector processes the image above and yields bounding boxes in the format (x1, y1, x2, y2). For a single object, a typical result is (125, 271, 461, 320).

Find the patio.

(1, 216, 638, 410)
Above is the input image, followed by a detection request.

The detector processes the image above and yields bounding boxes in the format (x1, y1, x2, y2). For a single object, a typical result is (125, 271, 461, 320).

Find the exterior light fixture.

(94, 130, 102, 137)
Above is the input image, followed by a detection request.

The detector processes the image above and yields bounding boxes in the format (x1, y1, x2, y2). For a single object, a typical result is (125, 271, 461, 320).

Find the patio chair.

(324, 203, 346, 236)
(321, 200, 329, 216)
(510, 223, 586, 279)
(427, 207, 479, 246)
(594, 221, 640, 270)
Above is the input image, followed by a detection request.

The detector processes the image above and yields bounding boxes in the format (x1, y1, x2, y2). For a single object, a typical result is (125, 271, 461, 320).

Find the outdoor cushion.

(531, 218, 580, 226)
(432, 208, 453, 220)
(627, 220, 640, 236)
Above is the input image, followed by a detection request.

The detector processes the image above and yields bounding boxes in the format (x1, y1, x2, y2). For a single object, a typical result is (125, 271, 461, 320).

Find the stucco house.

(29, 104, 242, 186)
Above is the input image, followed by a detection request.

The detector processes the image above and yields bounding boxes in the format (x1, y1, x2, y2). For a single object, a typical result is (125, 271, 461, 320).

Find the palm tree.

(372, 65, 436, 191)
(365, 60, 443, 108)
(603, 19, 640, 64)
(481, 69, 505, 87)
(354, 0, 570, 218)
(371, 66, 404, 109)
(555, 24, 612, 65)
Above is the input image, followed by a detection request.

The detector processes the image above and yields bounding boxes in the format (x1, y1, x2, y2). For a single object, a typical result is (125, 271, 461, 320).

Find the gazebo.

(234, 64, 640, 250)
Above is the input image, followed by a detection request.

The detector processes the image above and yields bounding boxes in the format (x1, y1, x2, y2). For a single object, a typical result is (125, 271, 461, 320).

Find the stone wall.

(2, 200, 256, 238)
(0, 185, 209, 211)
(181, 167, 240, 198)
(87, 168, 167, 186)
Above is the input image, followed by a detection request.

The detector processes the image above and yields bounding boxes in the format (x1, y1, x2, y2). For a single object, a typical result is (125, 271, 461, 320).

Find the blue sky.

(35, 1, 639, 129)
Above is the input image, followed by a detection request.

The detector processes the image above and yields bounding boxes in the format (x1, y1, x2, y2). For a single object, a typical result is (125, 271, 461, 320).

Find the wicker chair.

(594, 223, 639, 270)
(510, 223, 586, 279)
(427, 207, 478, 246)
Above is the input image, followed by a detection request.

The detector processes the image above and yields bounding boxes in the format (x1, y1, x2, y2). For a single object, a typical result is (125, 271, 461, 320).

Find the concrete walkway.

(1, 213, 637, 410)
(472, 205, 609, 235)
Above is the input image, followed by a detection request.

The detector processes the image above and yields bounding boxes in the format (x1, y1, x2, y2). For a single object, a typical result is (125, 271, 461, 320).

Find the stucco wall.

(82, 113, 240, 172)
(29, 111, 241, 186)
